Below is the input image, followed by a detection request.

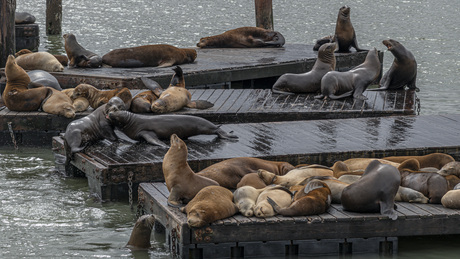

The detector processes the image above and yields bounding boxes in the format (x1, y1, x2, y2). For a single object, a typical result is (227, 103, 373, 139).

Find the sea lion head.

(254, 203, 274, 218)
(438, 161, 460, 177)
(15, 49, 33, 57)
(183, 48, 197, 63)
(105, 96, 127, 114)
(150, 98, 167, 113)
(339, 5, 350, 18)
(382, 39, 400, 52)
(5, 55, 30, 84)
(72, 83, 94, 99)
(186, 209, 207, 228)
(61, 102, 76, 119)
(63, 33, 76, 42)
(126, 214, 156, 249)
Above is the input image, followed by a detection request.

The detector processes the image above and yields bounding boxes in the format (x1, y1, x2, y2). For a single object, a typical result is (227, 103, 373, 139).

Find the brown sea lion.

(254, 186, 293, 218)
(180, 186, 238, 228)
(197, 26, 285, 48)
(299, 175, 348, 204)
(63, 33, 102, 68)
(445, 175, 460, 190)
(233, 185, 265, 217)
(272, 42, 337, 95)
(126, 214, 156, 250)
(63, 96, 127, 165)
(62, 88, 90, 112)
(2, 55, 52, 112)
(163, 134, 219, 207)
(315, 47, 381, 100)
(341, 160, 400, 220)
(130, 90, 159, 113)
(41, 88, 76, 118)
(72, 83, 132, 109)
(268, 180, 332, 216)
(236, 173, 268, 189)
(196, 157, 295, 189)
(340, 158, 400, 172)
(15, 49, 64, 72)
(143, 66, 214, 114)
(383, 153, 454, 169)
(257, 165, 334, 187)
(53, 55, 69, 67)
(370, 39, 418, 91)
(441, 190, 460, 209)
(333, 6, 365, 53)
(102, 44, 197, 68)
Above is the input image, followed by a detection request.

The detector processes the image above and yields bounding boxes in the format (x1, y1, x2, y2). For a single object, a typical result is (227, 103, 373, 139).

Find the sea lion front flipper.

(158, 59, 176, 68)
(186, 100, 214, 109)
(379, 200, 398, 220)
(167, 187, 183, 208)
(304, 180, 325, 194)
(140, 77, 163, 97)
(266, 197, 282, 213)
(138, 131, 168, 147)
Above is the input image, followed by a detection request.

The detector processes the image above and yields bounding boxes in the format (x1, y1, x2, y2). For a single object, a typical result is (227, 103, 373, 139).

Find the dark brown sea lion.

(268, 180, 331, 216)
(126, 214, 156, 250)
(333, 6, 365, 53)
(272, 42, 337, 95)
(63, 96, 126, 165)
(63, 33, 102, 68)
(2, 55, 52, 112)
(72, 83, 132, 109)
(53, 54, 69, 67)
(341, 160, 400, 220)
(15, 12, 36, 24)
(236, 173, 268, 189)
(15, 49, 64, 72)
(62, 88, 90, 112)
(108, 111, 238, 147)
(371, 39, 418, 91)
(315, 48, 381, 100)
(197, 26, 285, 48)
(383, 153, 454, 170)
(130, 90, 159, 113)
(180, 186, 238, 228)
(102, 44, 197, 68)
(196, 157, 295, 189)
(163, 134, 219, 207)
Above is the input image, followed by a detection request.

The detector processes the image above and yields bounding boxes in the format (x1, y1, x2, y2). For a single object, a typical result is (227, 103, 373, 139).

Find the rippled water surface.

(4, 0, 460, 258)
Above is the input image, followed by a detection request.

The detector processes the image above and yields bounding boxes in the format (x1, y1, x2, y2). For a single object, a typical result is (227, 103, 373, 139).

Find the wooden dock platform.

(1, 89, 417, 147)
(52, 114, 460, 202)
(139, 182, 460, 258)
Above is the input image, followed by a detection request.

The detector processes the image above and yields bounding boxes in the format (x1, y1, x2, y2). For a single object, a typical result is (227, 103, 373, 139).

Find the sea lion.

(62, 88, 90, 112)
(333, 6, 365, 53)
(315, 47, 381, 100)
(102, 44, 197, 68)
(437, 161, 460, 177)
(197, 26, 285, 48)
(253, 185, 293, 218)
(341, 160, 400, 220)
(63, 96, 126, 164)
(383, 153, 454, 170)
(15, 49, 64, 72)
(2, 55, 52, 112)
(196, 157, 295, 189)
(41, 88, 76, 118)
(313, 35, 334, 51)
(53, 55, 69, 67)
(236, 173, 268, 189)
(267, 180, 331, 216)
(72, 83, 132, 109)
(126, 214, 156, 250)
(27, 70, 62, 90)
(370, 39, 418, 91)
(441, 190, 460, 209)
(445, 175, 460, 190)
(299, 176, 348, 204)
(257, 165, 334, 187)
(107, 111, 238, 147)
(233, 185, 265, 217)
(130, 90, 159, 113)
(272, 42, 337, 95)
(144, 66, 214, 114)
(163, 134, 219, 207)
(63, 33, 102, 68)
(15, 12, 36, 24)
(340, 158, 400, 172)
(180, 186, 238, 228)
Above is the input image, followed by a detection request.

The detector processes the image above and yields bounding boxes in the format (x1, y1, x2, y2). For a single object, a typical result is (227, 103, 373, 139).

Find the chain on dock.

(416, 96, 421, 115)
(7, 122, 18, 150)
(128, 171, 134, 210)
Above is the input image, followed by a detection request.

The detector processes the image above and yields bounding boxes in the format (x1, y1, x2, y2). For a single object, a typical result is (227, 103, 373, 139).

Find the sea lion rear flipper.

(379, 200, 398, 220)
(169, 66, 185, 87)
(271, 89, 295, 95)
(328, 90, 354, 100)
(141, 77, 164, 97)
(186, 100, 214, 109)
(139, 131, 168, 147)
(304, 180, 325, 194)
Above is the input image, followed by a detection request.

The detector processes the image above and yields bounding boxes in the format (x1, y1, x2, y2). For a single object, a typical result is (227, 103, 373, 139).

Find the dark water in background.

(1, 0, 460, 258)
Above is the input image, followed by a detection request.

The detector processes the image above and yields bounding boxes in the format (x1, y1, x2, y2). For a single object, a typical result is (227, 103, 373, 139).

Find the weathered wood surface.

(140, 181, 460, 244)
(0, 0, 17, 67)
(52, 114, 460, 201)
(5, 44, 375, 89)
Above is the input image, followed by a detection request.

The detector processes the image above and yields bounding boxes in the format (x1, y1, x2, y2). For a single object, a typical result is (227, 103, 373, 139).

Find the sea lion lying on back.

(197, 26, 285, 48)
(258, 165, 333, 187)
(63, 33, 102, 68)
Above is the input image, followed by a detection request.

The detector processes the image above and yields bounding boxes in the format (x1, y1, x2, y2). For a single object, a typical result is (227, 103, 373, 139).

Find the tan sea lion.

(62, 88, 90, 112)
(180, 186, 238, 228)
(197, 157, 295, 189)
(2, 55, 52, 112)
(267, 180, 331, 216)
(257, 165, 334, 187)
(340, 158, 400, 172)
(253, 185, 293, 218)
(41, 88, 76, 118)
(126, 214, 156, 250)
(163, 134, 219, 207)
(299, 176, 348, 204)
(236, 173, 268, 189)
(53, 54, 69, 67)
(197, 26, 285, 48)
(272, 42, 337, 95)
(441, 190, 460, 209)
(233, 185, 265, 217)
(15, 49, 64, 72)
(102, 44, 197, 68)
(383, 153, 454, 169)
(72, 83, 132, 109)
(142, 66, 214, 114)
(63, 33, 102, 68)
(315, 48, 381, 100)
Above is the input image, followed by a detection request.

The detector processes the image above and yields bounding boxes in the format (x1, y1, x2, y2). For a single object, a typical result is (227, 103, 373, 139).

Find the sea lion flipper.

(139, 131, 168, 147)
(266, 197, 282, 213)
(140, 77, 164, 97)
(186, 100, 214, 109)
(158, 59, 175, 68)
(379, 200, 398, 220)
(170, 66, 185, 87)
(328, 91, 353, 100)
(215, 127, 238, 139)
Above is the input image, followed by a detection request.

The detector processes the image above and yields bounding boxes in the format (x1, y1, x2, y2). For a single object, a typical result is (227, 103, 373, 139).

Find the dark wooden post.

(0, 0, 16, 67)
(255, 0, 273, 30)
(46, 0, 62, 35)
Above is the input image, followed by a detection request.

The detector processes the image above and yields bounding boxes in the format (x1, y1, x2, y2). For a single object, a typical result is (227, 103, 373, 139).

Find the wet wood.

(0, 0, 16, 67)
(255, 0, 273, 30)
(46, 0, 62, 35)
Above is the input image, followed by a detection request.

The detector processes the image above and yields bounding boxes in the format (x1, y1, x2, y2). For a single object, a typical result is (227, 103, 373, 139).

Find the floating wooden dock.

(1, 89, 416, 147)
(52, 114, 460, 202)
(139, 182, 460, 259)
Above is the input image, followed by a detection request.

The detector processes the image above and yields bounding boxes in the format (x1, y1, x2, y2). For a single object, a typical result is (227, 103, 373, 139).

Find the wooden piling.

(0, 0, 16, 67)
(46, 0, 62, 35)
(254, 0, 273, 30)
